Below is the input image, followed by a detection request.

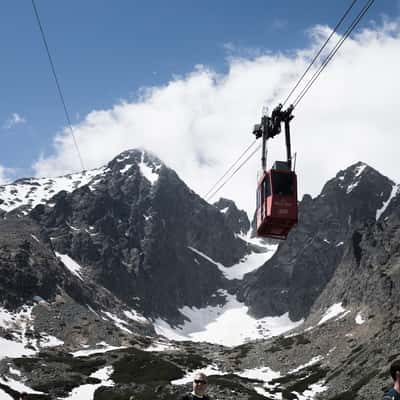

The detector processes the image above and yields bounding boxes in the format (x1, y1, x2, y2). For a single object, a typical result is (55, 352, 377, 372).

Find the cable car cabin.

(256, 162, 298, 240)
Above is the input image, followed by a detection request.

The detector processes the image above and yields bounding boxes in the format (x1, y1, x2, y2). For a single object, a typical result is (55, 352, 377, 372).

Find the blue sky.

(1, 1, 400, 213)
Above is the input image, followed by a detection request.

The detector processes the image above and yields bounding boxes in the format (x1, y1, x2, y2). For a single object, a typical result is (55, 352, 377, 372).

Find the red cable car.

(256, 162, 298, 239)
(252, 104, 298, 240)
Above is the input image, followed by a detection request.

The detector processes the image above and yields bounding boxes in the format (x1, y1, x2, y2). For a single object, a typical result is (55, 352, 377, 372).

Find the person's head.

(390, 360, 400, 382)
(192, 372, 207, 396)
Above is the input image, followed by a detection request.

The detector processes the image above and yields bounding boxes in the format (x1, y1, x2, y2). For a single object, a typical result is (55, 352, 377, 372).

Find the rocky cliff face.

(1, 153, 400, 400)
(1, 149, 250, 325)
(239, 162, 396, 321)
(310, 183, 400, 318)
(213, 198, 250, 235)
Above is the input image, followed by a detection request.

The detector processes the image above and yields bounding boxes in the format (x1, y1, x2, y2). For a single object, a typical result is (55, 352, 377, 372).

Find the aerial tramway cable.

(31, 0, 86, 172)
(206, 144, 262, 202)
(204, 139, 258, 200)
(205, 0, 374, 202)
(292, 0, 375, 109)
(281, 0, 359, 107)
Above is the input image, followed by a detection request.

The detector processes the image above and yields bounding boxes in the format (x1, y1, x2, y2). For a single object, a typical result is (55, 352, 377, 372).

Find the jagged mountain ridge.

(213, 198, 250, 235)
(239, 162, 397, 320)
(1, 149, 250, 324)
(1, 152, 400, 399)
(0, 167, 107, 215)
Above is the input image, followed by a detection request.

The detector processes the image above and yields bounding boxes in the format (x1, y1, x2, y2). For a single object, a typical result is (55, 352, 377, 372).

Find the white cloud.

(0, 166, 13, 185)
(3, 113, 26, 129)
(33, 20, 400, 217)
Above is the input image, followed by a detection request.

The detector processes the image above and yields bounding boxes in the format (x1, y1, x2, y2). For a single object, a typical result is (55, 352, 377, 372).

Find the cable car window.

(271, 172, 294, 195)
(261, 180, 265, 204)
(264, 175, 271, 197)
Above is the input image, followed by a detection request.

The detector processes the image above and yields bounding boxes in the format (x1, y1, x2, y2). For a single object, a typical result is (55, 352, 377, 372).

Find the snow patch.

(188, 245, 277, 280)
(238, 367, 284, 399)
(0, 306, 40, 360)
(123, 309, 148, 324)
(145, 339, 179, 352)
(63, 366, 114, 400)
(120, 163, 133, 174)
(238, 366, 281, 385)
(8, 366, 21, 376)
(237, 233, 277, 250)
(346, 181, 360, 194)
(376, 184, 398, 220)
(0, 167, 107, 213)
(154, 291, 303, 346)
(289, 356, 323, 374)
(39, 333, 64, 347)
(0, 389, 13, 400)
(31, 234, 40, 243)
(346, 164, 367, 194)
(355, 312, 365, 325)
(293, 383, 328, 399)
(318, 303, 346, 325)
(66, 222, 80, 231)
(335, 310, 351, 321)
(55, 252, 84, 280)
(0, 376, 44, 395)
(102, 312, 132, 333)
(71, 342, 126, 357)
(354, 164, 367, 178)
(139, 152, 159, 184)
(0, 337, 36, 359)
(116, 154, 131, 163)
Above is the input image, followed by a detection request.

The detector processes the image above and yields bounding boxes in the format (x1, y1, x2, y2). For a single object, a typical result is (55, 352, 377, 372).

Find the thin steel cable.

(207, 143, 262, 202)
(207, 0, 374, 202)
(293, 0, 375, 108)
(281, 0, 359, 107)
(31, 0, 85, 171)
(204, 139, 258, 200)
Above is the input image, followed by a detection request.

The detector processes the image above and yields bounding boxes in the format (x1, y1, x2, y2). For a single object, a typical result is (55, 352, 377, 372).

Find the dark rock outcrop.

(29, 150, 249, 322)
(213, 198, 250, 235)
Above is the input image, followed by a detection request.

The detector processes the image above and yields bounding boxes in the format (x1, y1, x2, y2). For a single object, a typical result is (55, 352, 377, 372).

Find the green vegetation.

(32, 374, 84, 394)
(111, 348, 183, 384)
(94, 384, 180, 400)
(209, 374, 267, 400)
(168, 352, 209, 371)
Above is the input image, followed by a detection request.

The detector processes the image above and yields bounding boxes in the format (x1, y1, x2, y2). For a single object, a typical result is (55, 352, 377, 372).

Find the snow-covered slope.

(0, 167, 108, 213)
(0, 148, 166, 215)
(154, 290, 303, 347)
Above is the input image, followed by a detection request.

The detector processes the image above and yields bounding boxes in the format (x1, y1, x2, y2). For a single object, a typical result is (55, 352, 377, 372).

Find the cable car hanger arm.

(252, 104, 294, 171)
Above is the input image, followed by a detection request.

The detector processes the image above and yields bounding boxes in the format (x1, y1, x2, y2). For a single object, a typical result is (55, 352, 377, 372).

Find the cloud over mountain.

(33, 20, 400, 215)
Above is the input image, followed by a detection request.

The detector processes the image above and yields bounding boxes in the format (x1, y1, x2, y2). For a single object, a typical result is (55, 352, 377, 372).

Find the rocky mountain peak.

(23, 148, 250, 323)
(321, 161, 393, 198)
(317, 161, 395, 224)
(108, 148, 164, 179)
(0, 149, 165, 216)
(213, 197, 250, 235)
(239, 161, 397, 322)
